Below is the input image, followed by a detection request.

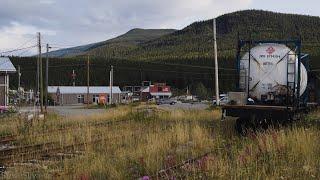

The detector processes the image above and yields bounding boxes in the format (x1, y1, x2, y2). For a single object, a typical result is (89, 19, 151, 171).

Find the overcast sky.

(0, 0, 319, 55)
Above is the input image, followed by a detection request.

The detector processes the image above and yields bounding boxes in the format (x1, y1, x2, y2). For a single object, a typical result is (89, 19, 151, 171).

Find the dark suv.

(156, 99, 177, 105)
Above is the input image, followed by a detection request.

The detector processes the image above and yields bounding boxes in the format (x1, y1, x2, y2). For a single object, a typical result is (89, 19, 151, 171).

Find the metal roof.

(0, 57, 16, 73)
(141, 87, 150, 93)
(150, 92, 172, 96)
(48, 86, 122, 94)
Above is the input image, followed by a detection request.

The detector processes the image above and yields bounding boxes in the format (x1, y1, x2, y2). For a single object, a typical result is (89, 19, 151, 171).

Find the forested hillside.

(10, 56, 237, 95)
(11, 10, 320, 93)
(86, 10, 320, 60)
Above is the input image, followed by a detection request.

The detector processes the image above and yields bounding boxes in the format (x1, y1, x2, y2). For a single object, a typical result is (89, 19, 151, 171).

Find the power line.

(45, 43, 81, 47)
(0, 45, 37, 55)
(0, 36, 36, 55)
(136, 61, 237, 71)
(18, 63, 238, 76)
(16, 37, 36, 49)
(17, 49, 34, 57)
(88, 64, 238, 75)
(91, 62, 236, 71)
(19, 64, 238, 76)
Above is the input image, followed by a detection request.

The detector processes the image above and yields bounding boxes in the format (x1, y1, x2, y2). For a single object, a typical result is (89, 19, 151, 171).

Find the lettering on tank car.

(263, 62, 273, 66)
(267, 54, 281, 58)
(259, 54, 281, 58)
(262, 62, 274, 71)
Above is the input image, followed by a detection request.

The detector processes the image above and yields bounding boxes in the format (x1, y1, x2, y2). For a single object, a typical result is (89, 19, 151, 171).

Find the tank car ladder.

(286, 53, 296, 107)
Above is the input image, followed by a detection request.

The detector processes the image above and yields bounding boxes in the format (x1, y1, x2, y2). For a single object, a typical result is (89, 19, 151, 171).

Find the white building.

(48, 86, 122, 105)
(0, 57, 16, 106)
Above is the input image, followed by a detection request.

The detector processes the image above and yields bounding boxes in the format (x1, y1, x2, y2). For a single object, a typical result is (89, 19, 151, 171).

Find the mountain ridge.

(46, 28, 177, 57)
(47, 10, 320, 60)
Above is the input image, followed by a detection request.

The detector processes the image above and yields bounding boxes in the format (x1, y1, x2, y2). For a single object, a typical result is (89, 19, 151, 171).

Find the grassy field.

(1, 104, 320, 179)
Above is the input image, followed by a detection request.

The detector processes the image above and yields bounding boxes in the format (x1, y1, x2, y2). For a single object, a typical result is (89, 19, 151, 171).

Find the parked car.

(247, 98, 255, 105)
(212, 96, 229, 105)
(156, 99, 177, 105)
(0, 106, 17, 113)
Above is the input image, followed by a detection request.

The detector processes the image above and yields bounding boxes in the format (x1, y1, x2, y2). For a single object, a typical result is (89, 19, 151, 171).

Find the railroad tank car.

(222, 40, 316, 133)
(239, 43, 308, 103)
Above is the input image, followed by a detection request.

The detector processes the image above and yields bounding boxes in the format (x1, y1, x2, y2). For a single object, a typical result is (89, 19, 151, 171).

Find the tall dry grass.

(2, 106, 320, 179)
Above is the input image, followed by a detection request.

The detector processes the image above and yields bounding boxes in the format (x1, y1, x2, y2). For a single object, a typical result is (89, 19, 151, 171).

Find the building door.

(93, 94, 99, 104)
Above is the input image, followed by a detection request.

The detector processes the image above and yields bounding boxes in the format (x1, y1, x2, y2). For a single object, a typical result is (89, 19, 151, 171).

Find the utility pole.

(18, 65, 21, 90)
(39, 36, 44, 113)
(37, 33, 40, 95)
(18, 65, 21, 104)
(109, 65, 113, 105)
(37, 32, 43, 112)
(87, 55, 90, 108)
(213, 18, 220, 105)
(72, 70, 76, 86)
(140, 66, 142, 101)
(45, 44, 50, 111)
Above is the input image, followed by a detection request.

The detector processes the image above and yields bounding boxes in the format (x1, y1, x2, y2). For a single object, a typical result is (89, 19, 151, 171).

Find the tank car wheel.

(235, 118, 252, 135)
(235, 118, 245, 135)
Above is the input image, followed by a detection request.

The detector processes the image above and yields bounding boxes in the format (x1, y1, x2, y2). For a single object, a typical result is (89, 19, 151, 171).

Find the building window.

(93, 94, 99, 103)
(77, 95, 84, 103)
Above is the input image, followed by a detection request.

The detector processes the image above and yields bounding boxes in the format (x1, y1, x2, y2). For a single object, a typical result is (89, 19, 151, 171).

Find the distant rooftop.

(0, 57, 16, 73)
(48, 86, 122, 94)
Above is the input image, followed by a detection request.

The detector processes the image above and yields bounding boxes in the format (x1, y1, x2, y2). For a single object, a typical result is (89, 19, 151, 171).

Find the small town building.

(48, 86, 122, 105)
(121, 91, 133, 104)
(150, 83, 172, 99)
(141, 83, 172, 100)
(0, 57, 16, 106)
(123, 85, 143, 101)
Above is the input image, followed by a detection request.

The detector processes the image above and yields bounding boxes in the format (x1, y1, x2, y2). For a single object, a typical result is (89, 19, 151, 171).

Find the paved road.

(158, 102, 209, 111)
(47, 105, 107, 117)
(19, 102, 209, 117)
(18, 105, 105, 117)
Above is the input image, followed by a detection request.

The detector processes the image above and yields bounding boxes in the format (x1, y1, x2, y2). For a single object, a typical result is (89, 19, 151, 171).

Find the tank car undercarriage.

(221, 105, 307, 134)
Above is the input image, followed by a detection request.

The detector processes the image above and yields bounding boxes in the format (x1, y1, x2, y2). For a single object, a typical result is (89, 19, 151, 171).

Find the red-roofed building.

(141, 83, 172, 100)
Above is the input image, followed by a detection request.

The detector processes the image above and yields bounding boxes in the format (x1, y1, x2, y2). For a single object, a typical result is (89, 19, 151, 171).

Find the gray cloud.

(0, 0, 253, 55)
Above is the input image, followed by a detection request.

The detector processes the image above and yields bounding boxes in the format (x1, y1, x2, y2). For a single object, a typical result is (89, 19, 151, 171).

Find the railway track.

(0, 107, 161, 148)
(0, 138, 104, 165)
(0, 108, 199, 167)
(0, 116, 134, 147)
(149, 147, 222, 179)
(150, 152, 213, 179)
(0, 118, 135, 165)
(0, 135, 16, 145)
(0, 126, 144, 165)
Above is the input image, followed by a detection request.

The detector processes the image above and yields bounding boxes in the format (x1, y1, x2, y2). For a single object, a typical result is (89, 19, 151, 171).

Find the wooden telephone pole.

(213, 19, 220, 105)
(109, 65, 113, 105)
(37, 32, 44, 113)
(87, 55, 90, 108)
(45, 44, 50, 111)
(18, 65, 21, 90)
